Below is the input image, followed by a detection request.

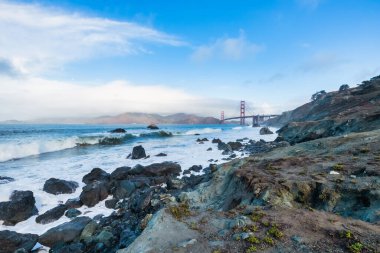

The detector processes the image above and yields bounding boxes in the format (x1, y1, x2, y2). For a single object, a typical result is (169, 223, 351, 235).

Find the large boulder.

(227, 141, 243, 151)
(39, 216, 92, 247)
(113, 180, 136, 199)
(82, 168, 110, 185)
(80, 181, 109, 207)
(217, 142, 232, 153)
(147, 124, 159, 130)
(130, 189, 153, 213)
(36, 204, 68, 224)
(0, 230, 38, 253)
(0, 190, 38, 225)
(130, 145, 147, 159)
(43, 178, 79, 195)
(110, 166, 132, 181)
(128, 162, 181, 178)
(259, 127, 274, 135)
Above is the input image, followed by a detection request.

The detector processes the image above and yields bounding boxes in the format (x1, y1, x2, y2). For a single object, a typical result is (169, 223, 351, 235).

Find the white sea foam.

(182, 127, 222, 135)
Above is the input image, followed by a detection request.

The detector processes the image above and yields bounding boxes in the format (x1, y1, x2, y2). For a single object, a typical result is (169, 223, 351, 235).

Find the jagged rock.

(51, 242, 84, 253)
(131, 190, 153, 213)
(96, 230, 114, 247)
(207, 148, 212, 151)
(65, 208, 82, 219)
(36, 204, 68, 224)
(110, 166, 132, 181)
(0, 176, 15, 184)
(128, 162, 181, 178)
(155, 153, 167, 157)
(65, 198, 83, 209)
(113, 180, 136, 199)
(131, 145, 146, 159)
(227, 141, 243, 151)
(157, 131, 172, 137)
(80, 181, 109, 207)
(189, 165, 202, 172)
(80, 220, 98, 241)
(39, 216, 92, 247)
(0, 230, 38, 253)
(196, 138, 209, 142)
(212, 138, 222, 144)
(82, 168, 110, 185)
(259, 127, 274, 135)
(0, 190, 38, 225)
(147, 124, 159, 130)
(217, 142, 232, 153)
(105, 199, 119, 209)
(43, 178, 79, 195)
(167, 179, 185, 190)
(110, 128, 126, 133)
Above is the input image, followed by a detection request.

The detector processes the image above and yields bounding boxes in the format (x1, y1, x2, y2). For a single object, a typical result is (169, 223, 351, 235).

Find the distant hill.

(268, 75, 380, 143)
(24, 112, 220, 125)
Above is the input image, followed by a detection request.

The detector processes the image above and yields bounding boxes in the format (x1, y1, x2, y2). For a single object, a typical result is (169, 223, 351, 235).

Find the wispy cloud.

(191, 30, 263, 62)
(0, 1, 184, 75)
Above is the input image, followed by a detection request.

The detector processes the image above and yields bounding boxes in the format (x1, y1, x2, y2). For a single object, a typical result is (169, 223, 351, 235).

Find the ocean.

(0, 123, 277, 235)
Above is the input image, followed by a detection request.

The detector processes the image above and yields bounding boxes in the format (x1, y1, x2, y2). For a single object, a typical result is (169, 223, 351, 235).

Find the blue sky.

(0, 0, 379, 120)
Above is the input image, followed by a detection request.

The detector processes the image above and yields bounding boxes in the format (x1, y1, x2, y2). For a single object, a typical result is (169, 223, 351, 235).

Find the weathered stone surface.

(80, 181, 109, 207)
(188, 165, 202, 172)
(36, 204, 68, 224)
(227, 141, 243, 151)
(110, 128, 126, 133)
(43, 178, 79, 195)
(82, 168, 110, 185)
(105, 198, 119, 209)
(65, 198, 83, 209)
(128, 162, 181, 178)
(147, 124, 159, 130)
(130, 190, 153, 213)
(39, 216, 92, 247)
(113, 180, 136, 199)
(217, 142, 232, 153)
(0, 230, 38, 253)
(259, 127, 273, 135)
(155, 153, 167, 157)
(65, 208, 82, 219)
(0, 190, 38, 225)
(110, 166, 132, 181)
(130, 145, 146, 159)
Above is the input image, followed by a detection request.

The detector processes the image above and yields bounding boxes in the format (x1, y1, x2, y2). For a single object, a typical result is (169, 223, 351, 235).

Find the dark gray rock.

(82, 168, 110, 185)
(212, 138, 222, 144)
(189, 165, 202, 172)
(0, 176, 15, 184)
(105, 199, 118, 209)
(80, 181, 109, 207)
(259, 127, 274, 135)
(110, 128, 126, 133)
(39, 216, 91, 247)
(217, 142, 232, 153)
(51, 242, 84, 253)
(65, 198, 83, 209)
(0, 230, 38, 253)
(128, 162, 181, 178)
(207, 148, 212, 151)
(113, 180, 136, 199)
(228, 141, 243, 151)
(147, 124, 159, 130)
(0, 190, 38, 225)
(130, 190, 153, 213)
(155, 153, 167, 157)
(131, 145, 146, 159)
(43, 178, 79, 195)
(65, 208, 82, 219)
(36, 204, 68, 224)
(110, 166, 132, 181)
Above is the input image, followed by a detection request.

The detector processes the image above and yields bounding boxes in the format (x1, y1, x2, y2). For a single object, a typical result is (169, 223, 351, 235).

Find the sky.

(0, 0, 379, 121)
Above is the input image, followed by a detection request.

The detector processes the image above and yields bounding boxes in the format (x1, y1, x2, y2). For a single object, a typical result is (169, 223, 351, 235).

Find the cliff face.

(268, 76, 380, 144)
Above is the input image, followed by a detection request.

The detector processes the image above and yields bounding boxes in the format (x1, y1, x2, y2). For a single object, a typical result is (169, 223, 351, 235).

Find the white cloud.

(0, 1, 184, 75)
(0, 76, 240, 121)
(191, 30, 262, 62)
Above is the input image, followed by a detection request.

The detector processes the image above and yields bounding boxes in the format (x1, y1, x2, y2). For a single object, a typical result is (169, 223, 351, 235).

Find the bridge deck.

(222, 115, 279, 121)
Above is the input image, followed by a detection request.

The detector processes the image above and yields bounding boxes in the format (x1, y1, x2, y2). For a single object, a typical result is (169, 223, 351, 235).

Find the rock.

(207, 147, 212, 151)
(183, 170, 191, 175)
(155, 153, 167, 157)
(36, 204, 68, 224)
(189, 165, 202, 172)
(65, 208, 82, 219)
(82, 168, 110, 185)
(0, 230, 38, 253)
(217, 142, 232, 153)
(0, 176, 15, 184)
(130, 145, 147, 159)
(105, 199, 119, 209)
(157, 131, 172, 137)
(228, 141, 243, 151)
(96, 230, 114, 247)
(128, 162, 181, 178)
(140, 214, 153, 230)
(131, 190, 153, 213)
(113, 180, 136, 199)
(80, 181, 109, 207)
(260, 127, 274, 135)
(39, 216, 92, 247)
(43, 178, 79, 195)
(51, 242, 84, 253)
(110, 166, 132, 181)
(110, 128, 126, 133)
(212, 138, 222, 144)
(147, 124, 159, 130)
(65, 198, 83, 209)
(0, 190, 38, 225)
(196, 138, 208, 142)
(167, 179, 185, 190)
(80, 220, 98, 241)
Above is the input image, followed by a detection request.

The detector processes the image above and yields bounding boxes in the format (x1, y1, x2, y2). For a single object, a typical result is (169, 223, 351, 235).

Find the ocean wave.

(139, 131, 173, 138)
(182, 128, 222, 136)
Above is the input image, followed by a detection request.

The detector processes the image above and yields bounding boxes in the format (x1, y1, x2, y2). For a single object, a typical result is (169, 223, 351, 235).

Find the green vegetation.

(246, 245, 257, 253)
(263, 236, 275, 245)
(332, 163, 344, 171)
(169, 202, 191, 220)
(250, 212, 265, 222)
(267, 225, 283, 239)
(246, 236, 260, 244)
(348, 242, 363, 253)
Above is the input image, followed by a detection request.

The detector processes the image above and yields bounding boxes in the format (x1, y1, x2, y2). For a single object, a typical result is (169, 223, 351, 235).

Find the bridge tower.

(220, 111, 224, 123)
(240, 101, 246, 125)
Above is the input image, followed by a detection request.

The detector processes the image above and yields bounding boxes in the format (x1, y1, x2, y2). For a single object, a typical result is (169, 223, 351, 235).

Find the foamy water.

(0, 124, 277, 235)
